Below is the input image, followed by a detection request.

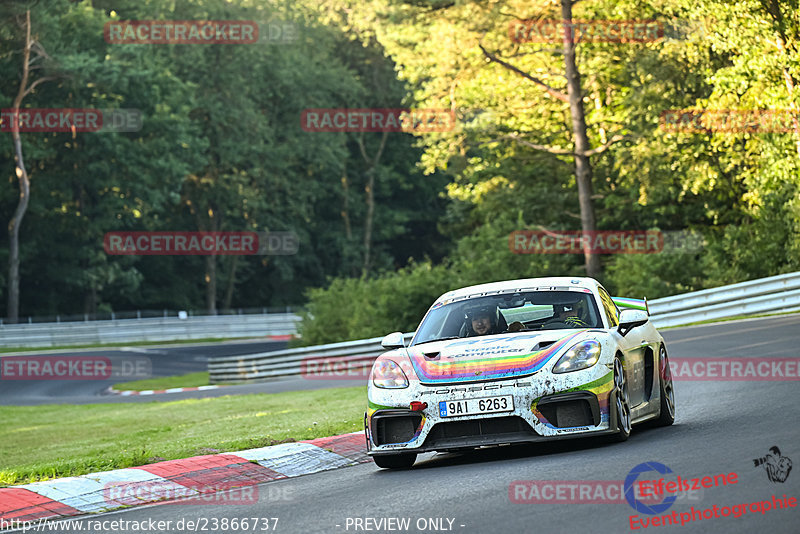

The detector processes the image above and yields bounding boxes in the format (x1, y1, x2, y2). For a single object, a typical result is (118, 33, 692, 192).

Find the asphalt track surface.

(6, 314, 799, 533)
(0, 339, 297, 405)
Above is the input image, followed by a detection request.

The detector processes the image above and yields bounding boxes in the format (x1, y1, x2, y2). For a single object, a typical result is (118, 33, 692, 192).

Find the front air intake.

(372, 412, 423, 445)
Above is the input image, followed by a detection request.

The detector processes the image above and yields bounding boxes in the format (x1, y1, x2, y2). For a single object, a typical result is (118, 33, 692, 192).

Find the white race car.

(365, 277, 675, 468)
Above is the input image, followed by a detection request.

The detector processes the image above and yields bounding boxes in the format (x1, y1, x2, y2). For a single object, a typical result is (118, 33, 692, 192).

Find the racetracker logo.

(510, 19, 665, 43)
(0, 355, 151, 380)
(510, 230, 663, 254)
(302, 357, 372, 380)
(509, 480, 702, 504)
(301, 109, 456, 133)
(0, 108, 142, 133)
(103, 481, 259, 506)
(667, 357, 800, 381)
(509, 18, 706, 43)
(660, 109, 800, 133)
(103, 231, 298, 256)
(104, 21, 260, 44)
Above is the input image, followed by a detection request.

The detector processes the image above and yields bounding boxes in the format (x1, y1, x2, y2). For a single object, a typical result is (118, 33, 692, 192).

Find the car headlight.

(552, 340, 601, 374)
(372, 359, 409, 388)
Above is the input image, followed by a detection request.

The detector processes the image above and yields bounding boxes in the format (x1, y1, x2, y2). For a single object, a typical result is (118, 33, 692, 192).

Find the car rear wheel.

(609, 356, 631, 442)
(654, 345, 675, 426)
(373, 453, 417, 469)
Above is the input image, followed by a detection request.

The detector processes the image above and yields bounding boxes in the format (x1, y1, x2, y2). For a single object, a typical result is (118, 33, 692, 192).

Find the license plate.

(438, 396, 514, 417)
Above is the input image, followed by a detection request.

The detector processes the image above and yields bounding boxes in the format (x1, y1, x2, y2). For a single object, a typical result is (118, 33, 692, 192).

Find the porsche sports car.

(365, 277, 675, 469)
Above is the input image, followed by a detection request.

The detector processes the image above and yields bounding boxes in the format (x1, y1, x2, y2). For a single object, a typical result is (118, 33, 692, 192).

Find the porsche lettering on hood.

(406, 331, 587, 384)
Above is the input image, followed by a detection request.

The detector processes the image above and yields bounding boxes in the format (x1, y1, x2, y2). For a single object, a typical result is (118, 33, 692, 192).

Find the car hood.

(403, 330, 593, 385)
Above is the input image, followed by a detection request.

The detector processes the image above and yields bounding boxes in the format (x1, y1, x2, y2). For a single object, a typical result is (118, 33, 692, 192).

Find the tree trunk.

(561, 0, 601, 278)
(7, 11, 34, 323)
(205, 253, 217, 314)
(7, 136, 29, 324)
(363, 168, 376, 275)
(202, 208, 219, 314)
(358, 130, 389, 276)
(222, 255, 239, 310)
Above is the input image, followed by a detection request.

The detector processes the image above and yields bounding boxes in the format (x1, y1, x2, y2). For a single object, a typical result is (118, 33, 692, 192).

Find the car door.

(597, 286, 647, 407)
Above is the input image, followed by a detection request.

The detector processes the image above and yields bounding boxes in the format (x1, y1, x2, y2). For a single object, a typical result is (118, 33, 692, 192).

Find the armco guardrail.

(0, 313, 299, 348)
(648, 272, 800, 328)
(208, 333, 414, 384)
(208, 272, 800, 384)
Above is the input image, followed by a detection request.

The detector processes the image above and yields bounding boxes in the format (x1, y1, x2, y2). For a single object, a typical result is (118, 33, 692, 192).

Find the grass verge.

(0, 385, 365, 486)
(112, 372, 212, 391)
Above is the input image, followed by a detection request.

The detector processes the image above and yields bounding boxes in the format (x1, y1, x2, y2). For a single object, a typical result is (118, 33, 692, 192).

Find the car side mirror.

(381, 331, 406, 349)
(617, 309, 649, 337)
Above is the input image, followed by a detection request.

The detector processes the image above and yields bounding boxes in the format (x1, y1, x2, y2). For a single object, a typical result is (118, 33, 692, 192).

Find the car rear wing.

(612, 296, 649, 315)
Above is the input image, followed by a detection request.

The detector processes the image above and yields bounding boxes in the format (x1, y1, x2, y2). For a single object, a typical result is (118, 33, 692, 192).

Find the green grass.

(0, 386, 366, 486)
(113, 372, 212, 391)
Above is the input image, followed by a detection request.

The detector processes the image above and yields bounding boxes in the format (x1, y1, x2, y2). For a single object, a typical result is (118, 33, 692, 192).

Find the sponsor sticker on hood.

(407, 332, 586, 384)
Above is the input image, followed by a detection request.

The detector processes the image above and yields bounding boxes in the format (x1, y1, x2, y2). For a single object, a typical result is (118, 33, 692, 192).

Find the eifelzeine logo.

(301, 109, 456, 133)
(753, 446, 792, 483)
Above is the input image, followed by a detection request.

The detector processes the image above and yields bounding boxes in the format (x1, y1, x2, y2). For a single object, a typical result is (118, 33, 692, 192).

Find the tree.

(4, 8, 58, 323)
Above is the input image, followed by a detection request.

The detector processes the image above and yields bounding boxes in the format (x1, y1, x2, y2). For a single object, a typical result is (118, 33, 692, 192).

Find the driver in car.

(464, 304, 502, 336)
(556, 301, 589, 327)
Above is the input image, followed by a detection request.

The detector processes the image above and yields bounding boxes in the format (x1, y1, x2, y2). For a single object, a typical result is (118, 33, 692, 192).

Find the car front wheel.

(609, 356, 631, 442)
(654, 344, 675, 426)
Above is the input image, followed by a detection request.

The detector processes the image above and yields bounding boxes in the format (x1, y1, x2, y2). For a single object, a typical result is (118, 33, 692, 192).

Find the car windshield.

(412, 290, 602, 346)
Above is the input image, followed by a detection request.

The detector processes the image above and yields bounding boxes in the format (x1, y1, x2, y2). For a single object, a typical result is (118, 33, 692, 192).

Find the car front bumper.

(366, 362, 617, 455)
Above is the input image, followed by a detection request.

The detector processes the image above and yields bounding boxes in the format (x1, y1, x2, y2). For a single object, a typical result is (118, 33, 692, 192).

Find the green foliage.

(296, 0, 800, 344)
(1, 0, 798, 330)
(298, 262, 452, 344)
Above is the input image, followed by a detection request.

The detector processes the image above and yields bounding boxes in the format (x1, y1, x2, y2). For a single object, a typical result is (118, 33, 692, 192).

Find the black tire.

(609, 356, 631, 442)
(653, 344, 675, 426)
(373, 453, 417, 469)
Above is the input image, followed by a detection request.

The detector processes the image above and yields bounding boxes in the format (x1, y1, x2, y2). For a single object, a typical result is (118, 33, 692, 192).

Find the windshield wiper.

(413, 336, 460, 346)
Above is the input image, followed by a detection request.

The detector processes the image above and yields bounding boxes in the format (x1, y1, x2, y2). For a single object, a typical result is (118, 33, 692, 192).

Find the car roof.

(434, 277, 601, 304)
